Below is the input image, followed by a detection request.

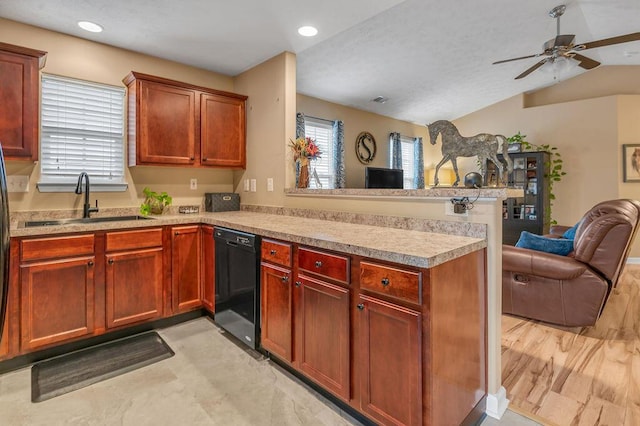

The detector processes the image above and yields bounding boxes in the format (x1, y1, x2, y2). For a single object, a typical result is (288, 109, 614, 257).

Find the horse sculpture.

(427, 120, 513, 187)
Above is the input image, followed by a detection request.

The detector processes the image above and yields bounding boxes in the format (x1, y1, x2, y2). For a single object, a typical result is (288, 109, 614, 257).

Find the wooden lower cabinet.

(201, 225, 215, 313)
(20, 256, 96, 351)
(297, 275, 350, 401)
(171, 226, 202, 313)
(357, 294, 422, 426)
(105, 248, 163, 328)
(260, 263, 293, 362)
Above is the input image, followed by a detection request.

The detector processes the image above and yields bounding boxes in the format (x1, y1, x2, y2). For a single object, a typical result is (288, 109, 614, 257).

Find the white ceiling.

(2, 0, 639, 124)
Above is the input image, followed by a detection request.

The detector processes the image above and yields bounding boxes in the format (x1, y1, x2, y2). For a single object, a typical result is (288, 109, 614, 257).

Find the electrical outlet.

(267, 178, 274, 192)
(244, 179, 250, 192)
(7, 175, 29, 193)
(190, 178, 197, 190)
(445, 200, 468, 216)
(250, 179, 257, 192)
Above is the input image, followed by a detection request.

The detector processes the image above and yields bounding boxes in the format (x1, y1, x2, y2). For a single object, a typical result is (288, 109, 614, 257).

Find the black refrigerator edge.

(0, 145, 9, 342)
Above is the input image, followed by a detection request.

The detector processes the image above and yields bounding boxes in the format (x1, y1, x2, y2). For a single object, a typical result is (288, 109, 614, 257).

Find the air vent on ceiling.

(372, 96, 388, 103)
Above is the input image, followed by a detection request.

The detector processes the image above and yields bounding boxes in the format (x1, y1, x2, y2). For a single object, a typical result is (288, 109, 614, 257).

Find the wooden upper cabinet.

(124, 71, 247, 168)
(0, 42, 47, 160)
(201, 93, 246, 168)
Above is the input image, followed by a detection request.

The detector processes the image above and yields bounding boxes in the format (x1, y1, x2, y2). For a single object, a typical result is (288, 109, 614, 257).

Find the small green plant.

(140, 187, 172, 216)
(508, 132, 566, 225)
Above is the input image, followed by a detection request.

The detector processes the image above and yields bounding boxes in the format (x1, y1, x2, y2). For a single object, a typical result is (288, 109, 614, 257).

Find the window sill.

(37, 182, 129, 193)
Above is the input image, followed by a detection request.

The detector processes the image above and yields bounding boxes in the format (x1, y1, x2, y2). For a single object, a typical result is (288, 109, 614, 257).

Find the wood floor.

(501, 264, 640, 426)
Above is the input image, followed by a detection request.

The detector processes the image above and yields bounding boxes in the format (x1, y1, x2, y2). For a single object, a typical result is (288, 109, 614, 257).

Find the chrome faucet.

(75, 172, 99, 219)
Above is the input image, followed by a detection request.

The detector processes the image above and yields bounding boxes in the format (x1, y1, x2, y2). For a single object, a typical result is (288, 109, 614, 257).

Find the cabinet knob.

(270, 249, 277, 255)
(295, 281, 301, 287)
(88, 260, 94, 267)
(314, 260, 323, 268)
(281, 275, 289, 283)
(357, 303, 364, 311)
(190, 157, 195, 161)
(108, 259, 114, 265)
(381, 278, 390, 286)
(175, 232, 179, 236)
(202, 157, 208, 161)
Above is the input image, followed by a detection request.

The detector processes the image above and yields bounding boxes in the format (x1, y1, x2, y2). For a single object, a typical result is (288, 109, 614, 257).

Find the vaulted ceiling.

(2, 0, 639, 124)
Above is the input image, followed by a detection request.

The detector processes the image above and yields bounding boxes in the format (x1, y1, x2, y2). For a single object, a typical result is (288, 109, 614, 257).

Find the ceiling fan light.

(539, 56, 579, 75)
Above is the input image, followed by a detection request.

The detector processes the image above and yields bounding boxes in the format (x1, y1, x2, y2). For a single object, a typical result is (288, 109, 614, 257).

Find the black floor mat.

(31, 331, 174, 402)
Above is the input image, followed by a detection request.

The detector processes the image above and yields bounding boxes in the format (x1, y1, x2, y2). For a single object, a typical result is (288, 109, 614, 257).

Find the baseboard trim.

(627, 257, 640, 264)
(485, 386, 509, 419)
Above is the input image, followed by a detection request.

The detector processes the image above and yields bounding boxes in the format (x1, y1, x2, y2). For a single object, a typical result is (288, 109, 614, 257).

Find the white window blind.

(400, 135, 416, 189)
(305, 117, 335, 189)
(38, 74, 127, 192)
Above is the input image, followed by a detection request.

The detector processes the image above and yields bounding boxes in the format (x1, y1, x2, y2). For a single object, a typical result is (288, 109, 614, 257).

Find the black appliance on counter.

(214, 227, 260, 350)
(0, 146, 9, 343)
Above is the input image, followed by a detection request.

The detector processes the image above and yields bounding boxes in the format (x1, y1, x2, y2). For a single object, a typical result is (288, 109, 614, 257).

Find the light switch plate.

(244, 179, 250, 192)
(267, 178, 274, 192)
(190, 178, 197, 190)
(250, 179, 257, 192)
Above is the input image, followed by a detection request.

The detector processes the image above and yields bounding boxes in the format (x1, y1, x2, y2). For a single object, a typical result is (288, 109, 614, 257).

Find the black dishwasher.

(214, 227, 260, 350)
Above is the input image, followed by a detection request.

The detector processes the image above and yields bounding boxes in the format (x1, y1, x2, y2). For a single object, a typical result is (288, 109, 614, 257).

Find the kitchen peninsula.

(4, 205, 489, 425)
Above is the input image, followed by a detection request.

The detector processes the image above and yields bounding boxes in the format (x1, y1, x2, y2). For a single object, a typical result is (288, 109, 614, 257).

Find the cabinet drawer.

(106, 228, 163, 251)
(360, 261, 422, 304)
(298, 247, 349, 284)
(261, 239, 292, 267)
(21, 234, 94, 262)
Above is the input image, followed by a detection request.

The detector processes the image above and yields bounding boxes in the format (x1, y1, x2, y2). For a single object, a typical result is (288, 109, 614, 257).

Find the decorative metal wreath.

(355, 131, 376, 164)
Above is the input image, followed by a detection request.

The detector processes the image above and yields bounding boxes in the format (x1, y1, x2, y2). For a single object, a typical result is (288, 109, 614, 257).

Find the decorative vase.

(297, 158, 310, 189)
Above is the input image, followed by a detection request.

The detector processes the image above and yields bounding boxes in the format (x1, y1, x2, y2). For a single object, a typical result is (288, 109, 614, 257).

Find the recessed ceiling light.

(78, 21, 103, 33)
(298, 26, 318, 37)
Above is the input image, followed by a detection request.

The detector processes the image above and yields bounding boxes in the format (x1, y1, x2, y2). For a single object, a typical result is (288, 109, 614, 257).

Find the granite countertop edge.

(10, 211, 487, 269)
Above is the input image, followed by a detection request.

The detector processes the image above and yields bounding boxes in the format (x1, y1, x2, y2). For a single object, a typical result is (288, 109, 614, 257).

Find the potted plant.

(140, 187, 172, 215)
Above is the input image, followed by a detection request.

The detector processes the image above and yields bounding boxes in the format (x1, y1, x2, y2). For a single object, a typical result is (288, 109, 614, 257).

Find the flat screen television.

(365, 167, 404, 189)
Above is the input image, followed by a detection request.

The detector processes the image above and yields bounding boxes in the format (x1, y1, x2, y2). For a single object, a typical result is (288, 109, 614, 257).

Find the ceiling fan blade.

(515, 59, 548, 80)
(493, 53, 541, 65)
(572, 53, 600, 69)
(554, 34, 575, 47)
(580, 32, 640, 50)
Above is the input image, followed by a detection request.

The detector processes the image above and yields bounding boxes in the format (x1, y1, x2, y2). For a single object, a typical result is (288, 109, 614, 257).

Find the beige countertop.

(10, 210, 486, 269)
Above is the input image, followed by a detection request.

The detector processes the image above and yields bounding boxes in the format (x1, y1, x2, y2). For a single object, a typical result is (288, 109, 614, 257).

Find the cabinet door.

(201, 225, 215, 313)
(0, 307, 8, 359)
(260, 263, 293, 362)
(200, 93, 246, 168)
(20, 256, 95, 351)
(138, 80, 196, 165)
(358, 294, 422, 426)
(105, 248, 163, 329)
(0, 46, 45, 160)
(172, 226, 202, 313)
(297, 275, 350, 401)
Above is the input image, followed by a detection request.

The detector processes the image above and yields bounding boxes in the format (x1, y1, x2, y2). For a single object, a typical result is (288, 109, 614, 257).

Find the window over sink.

(38, 74, 127, 192)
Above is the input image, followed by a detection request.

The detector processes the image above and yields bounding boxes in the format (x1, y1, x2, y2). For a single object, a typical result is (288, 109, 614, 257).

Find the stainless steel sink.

(23, 215, 154, 228)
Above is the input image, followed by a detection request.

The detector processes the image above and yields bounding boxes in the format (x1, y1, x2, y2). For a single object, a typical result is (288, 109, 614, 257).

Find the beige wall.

(233, 52, 296, 207)
(1, 18, 236, 212)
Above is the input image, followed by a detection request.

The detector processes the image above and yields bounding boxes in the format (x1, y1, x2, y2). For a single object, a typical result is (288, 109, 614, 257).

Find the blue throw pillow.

(561, 219, 583, 240)
(515, 231, 574, 256)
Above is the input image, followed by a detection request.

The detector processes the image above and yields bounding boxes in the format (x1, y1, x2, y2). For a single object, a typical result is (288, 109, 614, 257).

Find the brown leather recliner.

(502, 199, 640, 326)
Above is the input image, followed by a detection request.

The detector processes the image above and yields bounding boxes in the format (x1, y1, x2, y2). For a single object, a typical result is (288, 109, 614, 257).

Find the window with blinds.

(305, 117, 335, 189)
(38, 74, 127, 192)
(400, 135, 416, 189)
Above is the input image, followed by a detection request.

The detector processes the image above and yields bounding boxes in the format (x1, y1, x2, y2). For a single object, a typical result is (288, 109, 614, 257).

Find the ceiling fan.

(493, 4, 640, 79)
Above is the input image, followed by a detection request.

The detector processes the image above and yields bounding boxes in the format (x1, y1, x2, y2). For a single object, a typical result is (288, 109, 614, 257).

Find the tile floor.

(0, 317, 538, 425)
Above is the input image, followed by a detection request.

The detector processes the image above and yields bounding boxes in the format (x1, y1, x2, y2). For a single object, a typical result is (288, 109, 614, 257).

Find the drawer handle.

(295, 281, 301, 287)
(357, 303, 364, 311)
(88, 260, 94, 267)
(281, 275, 289, 283)
(270, 249, 277, 255)
(314, 260, 323, 268)
(108, 258, 114, 265)
(381, 278, 390, 287)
